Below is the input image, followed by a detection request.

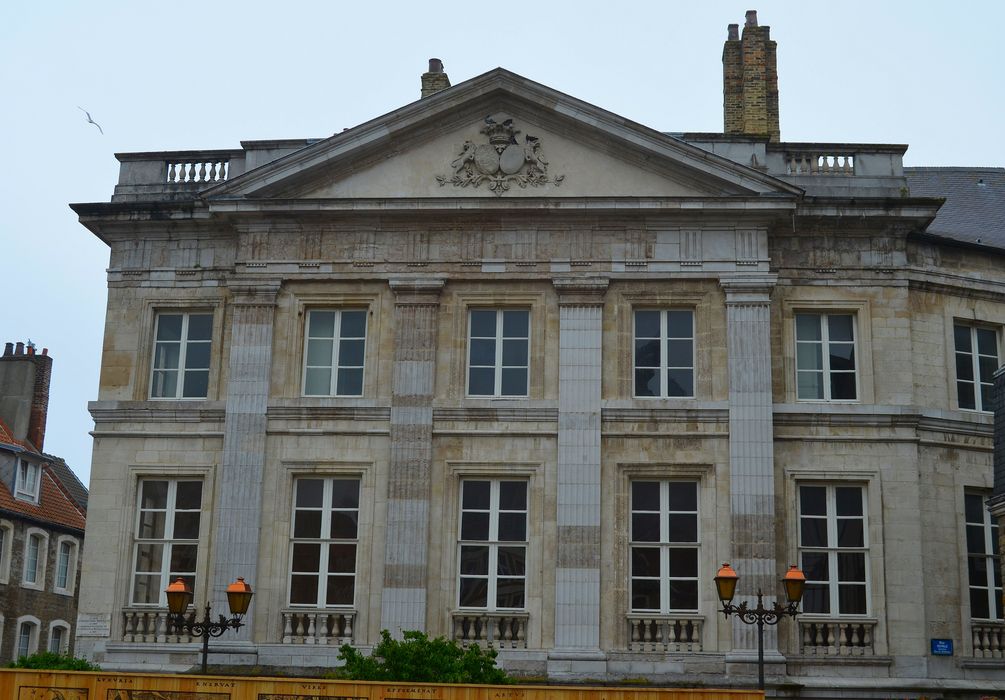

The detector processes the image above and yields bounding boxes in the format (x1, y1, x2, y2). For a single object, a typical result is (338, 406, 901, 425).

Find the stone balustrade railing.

(166, 159, 230, 184)
(282, 609, 355, 645)
(626, 614, 703, 653)
(799, 618, 876, 656)
(785, 151, 855, 176)
(121, 607, 194, 643)
(451, 612, 529, 649)
(971, 621, 1005, 658)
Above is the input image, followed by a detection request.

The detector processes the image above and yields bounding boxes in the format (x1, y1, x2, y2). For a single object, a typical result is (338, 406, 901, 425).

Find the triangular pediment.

(204, 69, 800, 203)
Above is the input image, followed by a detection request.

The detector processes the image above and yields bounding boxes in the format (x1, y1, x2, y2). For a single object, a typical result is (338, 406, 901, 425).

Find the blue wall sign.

(931, 638, 954, 656)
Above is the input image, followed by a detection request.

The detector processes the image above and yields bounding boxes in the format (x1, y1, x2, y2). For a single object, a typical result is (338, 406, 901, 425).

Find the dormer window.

(15, 459, 40, 503)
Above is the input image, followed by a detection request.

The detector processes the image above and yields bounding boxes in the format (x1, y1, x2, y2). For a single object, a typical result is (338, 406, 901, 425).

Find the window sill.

(20, 581, 44, 592)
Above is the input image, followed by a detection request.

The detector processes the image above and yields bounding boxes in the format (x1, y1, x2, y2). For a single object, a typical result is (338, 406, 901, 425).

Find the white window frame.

(795, 312, 859, 402)
(797, 484, 870, 617)
(54, 535, 78, 595)
(130, 479, 203, 606)
(21, 528, 48, 590)
(288, 476, 361, 608)
(14, 615, 39, 660)
(301, 309, 368, 397)
(14, 458, 41, 503)
(629, 480, 700, 613)
(457, 479, 528, 612)
(0, 520, 13, 584)
(632, 309, 695, 399)
(466, 309, 530, 398)
(965, 491, 1003, 621)
(47, 620, 70, 655)
(954, 323, 1000, 412)
(149, 311, 213, 400)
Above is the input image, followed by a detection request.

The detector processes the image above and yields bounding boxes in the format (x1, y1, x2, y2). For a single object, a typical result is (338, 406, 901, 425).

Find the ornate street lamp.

(165, 577, 254, 674)
(714, 563, 805, 690)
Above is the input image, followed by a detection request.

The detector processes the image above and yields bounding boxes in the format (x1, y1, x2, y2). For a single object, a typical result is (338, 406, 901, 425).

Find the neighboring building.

(0, 342, 87, 660)
(71, 12, 1005, 698)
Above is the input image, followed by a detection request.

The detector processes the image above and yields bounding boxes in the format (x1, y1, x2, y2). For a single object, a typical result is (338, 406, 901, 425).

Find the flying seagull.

(77, 106, 103, 134)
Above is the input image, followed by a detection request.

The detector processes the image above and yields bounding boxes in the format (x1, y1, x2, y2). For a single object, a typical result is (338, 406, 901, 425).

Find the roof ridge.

(905, 166, 1005, 172)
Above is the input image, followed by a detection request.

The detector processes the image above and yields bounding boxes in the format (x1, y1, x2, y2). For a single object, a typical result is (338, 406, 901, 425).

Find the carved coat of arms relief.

(436, 116, 565, 195)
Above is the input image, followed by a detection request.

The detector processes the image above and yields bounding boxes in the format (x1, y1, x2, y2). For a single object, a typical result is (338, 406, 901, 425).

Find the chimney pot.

(42, 348, 48, 356)
(727, 23, 739, 41)
(3, 342, 12, 356)
(420, 58, 451, 98)
(745, 10, 758, 26)
(15, 342, 24, 355)
(428, 58, 443, 73)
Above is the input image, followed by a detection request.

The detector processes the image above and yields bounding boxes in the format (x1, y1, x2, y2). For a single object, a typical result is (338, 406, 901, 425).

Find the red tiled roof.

(0, 418, 39, 454)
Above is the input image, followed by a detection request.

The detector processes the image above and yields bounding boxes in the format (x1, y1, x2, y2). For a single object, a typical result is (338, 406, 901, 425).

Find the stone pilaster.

(988, 368, 1005, 590)
(380, 278, 444, 636)
(549, 278, 608, 674)
(720, 277, 780, 661)
(210, 280, 280, 638)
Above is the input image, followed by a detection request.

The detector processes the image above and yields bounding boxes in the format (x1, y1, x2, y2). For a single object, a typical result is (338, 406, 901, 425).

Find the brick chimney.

(0, 341, 53, 451)
(420, 58, 451, 98)
(723, 10, 780, 142)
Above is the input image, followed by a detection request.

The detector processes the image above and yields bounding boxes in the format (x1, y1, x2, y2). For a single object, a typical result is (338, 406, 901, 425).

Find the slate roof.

(43, 454, 89, 511)
(905, 167, 1005, 252)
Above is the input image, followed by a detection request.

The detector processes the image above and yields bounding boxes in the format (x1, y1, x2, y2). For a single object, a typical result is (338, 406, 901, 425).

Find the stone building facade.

(0, 342, 88, 660)
(72, 12, 1005, 698)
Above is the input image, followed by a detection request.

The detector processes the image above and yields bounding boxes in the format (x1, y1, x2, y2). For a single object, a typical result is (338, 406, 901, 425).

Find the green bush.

(9, 651, 101, 671)
(334, 630, 509, 684)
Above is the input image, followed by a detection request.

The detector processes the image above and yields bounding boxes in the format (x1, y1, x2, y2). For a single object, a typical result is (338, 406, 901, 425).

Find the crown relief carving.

(435, 115, 565, 195)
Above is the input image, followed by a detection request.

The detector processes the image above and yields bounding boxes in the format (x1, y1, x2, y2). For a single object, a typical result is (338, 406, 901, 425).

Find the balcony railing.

(971, 621, 1005, 658)
(282, 609, 355, 645)
(451, 612, 529, 649)
(121, 607, 194, 643)
(784, 151, 855, 176)
(799, 618, 876, 656)
(627, 614, 703, 653)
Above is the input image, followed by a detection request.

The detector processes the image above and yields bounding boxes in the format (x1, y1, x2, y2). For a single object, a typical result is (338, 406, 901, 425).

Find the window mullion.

(821, 317, 832, 401)
(177, 314, 190, 398)
(495, 312, 504, 396)
(660, 311, 668, 397)
(331, 313, 342, 395)
(972, 328, 983, 409)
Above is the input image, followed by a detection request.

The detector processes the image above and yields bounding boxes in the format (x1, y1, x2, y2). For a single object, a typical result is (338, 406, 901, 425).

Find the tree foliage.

(9, 652, 101, 670)
(335, 630, 510, 684)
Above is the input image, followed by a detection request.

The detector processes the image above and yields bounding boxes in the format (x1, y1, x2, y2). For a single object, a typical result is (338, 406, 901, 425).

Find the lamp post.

(165, 577, 254, 674)
(713, 563, 806, 691)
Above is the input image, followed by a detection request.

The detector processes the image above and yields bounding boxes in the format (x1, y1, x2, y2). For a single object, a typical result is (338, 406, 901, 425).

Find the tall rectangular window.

(24, 535, 41, 585)
(56, 541, 72, 590)
(634, 310, 694, 398)
(151, 313, 212, 399)
(15, 460, 40, 503)
(303, 310, 367, 396)
(467, 310, 529, 397)
(16, 622, 35, 659)
(965, 492, 1003, 620)
(955, 325, 999, 411)
(289, 478, 360, 607)
(131, 479, 202, 605)
(458, 480, 527, 610)
(49, 626, 65, 654)
(795, 313, 857, 401)
(630, 481, 699, 612)
(799, 485, 868, 615)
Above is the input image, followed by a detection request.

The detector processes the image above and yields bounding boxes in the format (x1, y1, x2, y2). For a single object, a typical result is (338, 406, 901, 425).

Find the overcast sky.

(1, 0, 1003, 486)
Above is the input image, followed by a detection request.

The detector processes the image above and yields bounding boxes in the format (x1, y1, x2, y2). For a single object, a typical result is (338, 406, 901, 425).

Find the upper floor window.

(630, 480, 699, 613)
(955, 324, 999, 412)
(458, 479, 527, 610)
(131, 479, 202, 605)
(799, 484, 868, 616)
(634, 309, 694, 398)
(55, 537, 77, 594)
(289, 477, 360, 607)
(796, 313, 857, 401)
(150, 312, 212, 399)
(15, 459, 40, 503)
(467, 309, 529, 397)
(303, 310, 367, 397)
(22, 530, 47, 588)
(965, 492, 1002, 620)
(0, 521, 11, 584)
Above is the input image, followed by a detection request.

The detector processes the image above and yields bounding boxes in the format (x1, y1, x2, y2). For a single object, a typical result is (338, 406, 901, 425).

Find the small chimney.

(723, 10, 780, 142)
(421, 58, 451, 98)
(0, 340, 53, 451)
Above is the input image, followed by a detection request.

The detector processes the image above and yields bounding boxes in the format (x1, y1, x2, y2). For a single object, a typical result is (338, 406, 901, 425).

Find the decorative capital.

(389, 278, 445, 305)
(553, 277, 609, 306)
(719, 275, 777, 304)
(227, 279, 281, 307)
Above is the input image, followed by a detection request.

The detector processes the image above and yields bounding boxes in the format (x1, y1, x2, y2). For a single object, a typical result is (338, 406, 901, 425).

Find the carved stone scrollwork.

(436, 115, 565, 195)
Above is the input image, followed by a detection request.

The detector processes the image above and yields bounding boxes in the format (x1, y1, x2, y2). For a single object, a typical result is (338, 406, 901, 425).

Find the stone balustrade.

(799, 618, 876, 656)
(452, 612, 529, 649)
(971, 621, 1005, 658)
(626, 614, 703, 653)
(121, 608, 194, 643)
(282, 609, 355, 645)
(784, 150, 855, 176)
(166, 158, 230, 184)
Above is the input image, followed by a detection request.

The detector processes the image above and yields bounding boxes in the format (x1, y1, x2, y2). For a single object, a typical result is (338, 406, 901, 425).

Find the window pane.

(797, 343, 822, 371)
(187, 314, 213, 341)
(802, 583, 829, 614)
(173, 512, 201, 539)
(154, 343, 181, 371)
(800, 518, 827, 547)
(969, 556, 989, 587)
(836, 519, 864, 548)
(176, 481, 202, 509)
(838, 584, 867, 615)
(296, 479, 324, 508)
(340, 311, 367, 338)
(463, 481, 490, 509)
(156, 315, 183, 341)
(669, 580, 698, 611)
(132, 574, 161, 604)
(956, 353, 975, 381)
(182, 370, 209, 398)
(331, 480, 360, 508)
(292, 543, 321, 572)
(184, 342, 211, 370)
(500, 368, 528, 396)
(971, 587, 991, 619)
(954, 324, 973, 352)
(169, 544, 197, 573)
(979, 356, 998, 382)
(497, 512, 526, 541)
(631, 579, 660, 611)
(976, 328, 997, 355)
(134, 543, 164, 573)
(796, 314, 821, 341)
(828, 315, 854, 342)
(138, 511, 166, 539)
(496, 579, 525, 609)
(801, 552, 829, 582)
(666, 310, 692, 338)
(631, 547, 660, 577)
(830, 372, 857, 400)
(668, 482, 697, 512)
(339, 339, 365, 366)
(669, 547, 698, 577)
(958, 381, 976, 410)
(632, 482, 660, 511)
(151, 370, 177, 398)
(502, 310, 529, 337)
(290, 574, 319, 605)
(497, 546, 526, 576)
(305, 367, 332, 395)
(835, 487, 863, 516)
(468, 367, 494, 395)
(459, 578, 488, 607)
(330, 511, 359, 539)
(800, 487, 826, 515)
(966, 494, 986, 524)
(502, 339, 528, 365)
(635, 310, 660, 338)
(666, 369, 693, 397)
(460, 546, 489, 575)
(499, 481, 527, 510)
(326, 576, 355, 606)
(336, 368, 363, 395)
(666, 339, 692, 368)
(632, 513, 660, 542)
(635, 339, 660, 367)
(797, 371, 823, 400)
(328, 543, 356, 573)
(668, 514, 697, 543)
(461, 512, 490, 541)
(308, 311, 336, 338)
(306, 338, 334, 366)
(294, 510, 322, 538)
(635, 369, 659, 397)
(837, 552, 866, 582)
(829, 344, 855, 371)
(470, 310, 496, 337)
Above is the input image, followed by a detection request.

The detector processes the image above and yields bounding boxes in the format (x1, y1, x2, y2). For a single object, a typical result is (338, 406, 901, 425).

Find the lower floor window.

(966, 492, 1003, 620)
(630, 480, 699, 612)
(16, 621, 37, 659)
(49, 625, 68, 654)
(289, 477, 360, 607)
(458, 479, 528, 610)
(799, 484, 869, 615)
